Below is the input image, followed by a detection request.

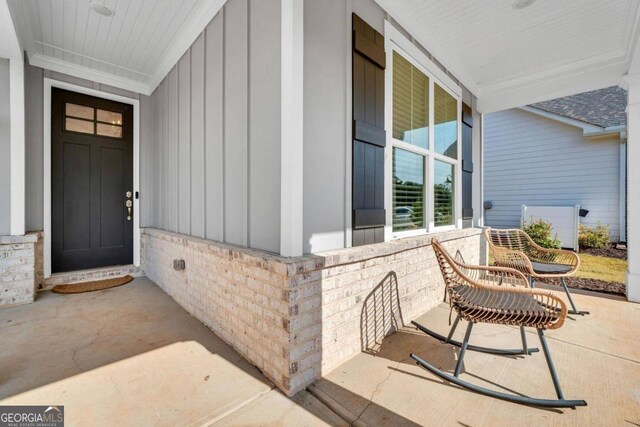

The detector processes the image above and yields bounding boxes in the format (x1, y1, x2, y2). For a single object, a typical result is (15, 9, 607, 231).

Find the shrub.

(522, 218, 561, 249)
(579, 223, 610, 249)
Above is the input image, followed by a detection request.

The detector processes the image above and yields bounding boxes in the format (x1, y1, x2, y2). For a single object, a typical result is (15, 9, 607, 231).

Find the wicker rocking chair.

(485, 228, 587, 315)
(410, 239, 586, 408)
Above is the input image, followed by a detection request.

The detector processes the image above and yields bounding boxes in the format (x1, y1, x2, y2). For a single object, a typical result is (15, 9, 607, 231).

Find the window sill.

(391, 225, 459, 241)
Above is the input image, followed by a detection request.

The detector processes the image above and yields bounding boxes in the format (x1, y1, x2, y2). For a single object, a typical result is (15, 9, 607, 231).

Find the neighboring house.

(484, 87, 628, 242)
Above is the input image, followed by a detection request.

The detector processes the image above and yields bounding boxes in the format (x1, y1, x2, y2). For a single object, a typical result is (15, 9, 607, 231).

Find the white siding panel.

(249, 0, 281, 253)
(204, 13, 224, 242)
(224, 0, 248, 247)
(24, 64, 44, 231)
(166, 66, 180, 233)
(140, 93, 154, 228)
(190, 33, 206, 239)
(178, 51, 191, 235)
(484, 108, 621, 239)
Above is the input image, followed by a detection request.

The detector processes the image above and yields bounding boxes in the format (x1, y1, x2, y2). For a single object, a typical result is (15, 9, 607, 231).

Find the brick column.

(0, 234, 38, 306)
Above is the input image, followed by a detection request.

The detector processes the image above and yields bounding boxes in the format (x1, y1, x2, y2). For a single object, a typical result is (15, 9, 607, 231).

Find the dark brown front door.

(51, 88, 134, 273)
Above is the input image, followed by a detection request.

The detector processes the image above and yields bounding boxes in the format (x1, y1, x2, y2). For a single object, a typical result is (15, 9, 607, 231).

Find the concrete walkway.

(311, 286, 640, 426)
(0, 277, 343, 426)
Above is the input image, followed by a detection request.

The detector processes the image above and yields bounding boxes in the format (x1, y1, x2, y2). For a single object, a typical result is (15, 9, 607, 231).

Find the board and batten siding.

(484, 108, 622, 240)
(147, 0, 281, 253)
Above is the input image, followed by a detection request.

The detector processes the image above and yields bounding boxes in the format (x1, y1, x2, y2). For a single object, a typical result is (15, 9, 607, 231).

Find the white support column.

(9, 57, 25, 236)
(280, 0, 304, 257)
(1, 1, 25, 236)
(625, 76, 640, 302)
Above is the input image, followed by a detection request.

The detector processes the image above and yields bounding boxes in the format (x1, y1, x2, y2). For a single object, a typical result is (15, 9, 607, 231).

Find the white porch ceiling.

(8, 0, 640, 107)
(8, 0, 225, 95)
(377, 0, 640, 113)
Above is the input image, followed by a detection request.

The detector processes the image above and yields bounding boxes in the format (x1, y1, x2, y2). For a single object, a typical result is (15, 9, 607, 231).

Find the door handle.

(126, 193, 133, 221)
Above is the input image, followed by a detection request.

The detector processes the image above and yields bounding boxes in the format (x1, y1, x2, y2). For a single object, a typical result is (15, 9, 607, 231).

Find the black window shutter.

(461, 103, 474, 224)
(352, 13, 386, 246)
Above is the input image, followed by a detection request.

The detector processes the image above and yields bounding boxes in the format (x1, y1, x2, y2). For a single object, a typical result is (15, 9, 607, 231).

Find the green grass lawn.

(576, 253, 627, 284)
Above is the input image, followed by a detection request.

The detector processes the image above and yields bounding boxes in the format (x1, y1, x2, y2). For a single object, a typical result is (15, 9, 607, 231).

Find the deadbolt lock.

(126, 191, 132, 198)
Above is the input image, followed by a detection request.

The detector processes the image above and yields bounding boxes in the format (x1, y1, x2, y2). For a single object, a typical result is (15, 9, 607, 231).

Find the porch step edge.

(306, 383, 368, 427)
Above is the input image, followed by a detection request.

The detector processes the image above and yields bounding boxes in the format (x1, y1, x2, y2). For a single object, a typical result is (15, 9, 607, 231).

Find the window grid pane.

(65, 117, 94, 134)
(434, 84, 457, 159)
(392, 52, 429, 149)
(97, 109, 123, 125)
(434, 160, 454, 226)
(393, 148, 425, 232)
(97, 123, 123, 138)
(65, 103, 94, 120)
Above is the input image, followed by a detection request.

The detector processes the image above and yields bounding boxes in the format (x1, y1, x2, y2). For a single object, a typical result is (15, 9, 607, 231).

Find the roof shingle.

(529, 86, 627, 128)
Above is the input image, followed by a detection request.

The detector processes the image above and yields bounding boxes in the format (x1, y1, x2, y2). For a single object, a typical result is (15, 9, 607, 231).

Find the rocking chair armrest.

(491, 247, 535, 275)
(455, 263, 530, 288)
(527, 247, 581, 272)
(521, 235, 581, 270)
(473, 282, 568, 330)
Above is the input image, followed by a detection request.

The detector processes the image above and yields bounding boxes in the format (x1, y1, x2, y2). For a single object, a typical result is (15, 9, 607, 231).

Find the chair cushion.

(451, 285, 558, 325)
(531, 261, 572, 275)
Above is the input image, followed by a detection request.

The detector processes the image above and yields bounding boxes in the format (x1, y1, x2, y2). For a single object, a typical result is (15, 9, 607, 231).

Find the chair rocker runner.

(485, 228, 587, 315)
(411, 239, 586, 408)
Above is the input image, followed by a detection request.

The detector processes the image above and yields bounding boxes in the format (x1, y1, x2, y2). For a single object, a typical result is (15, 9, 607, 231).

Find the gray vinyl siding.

(484, 108, 621, 240)
(0, 58, 10, 235)
(147, 0, 281, 253)
(22, 62, 142, 233)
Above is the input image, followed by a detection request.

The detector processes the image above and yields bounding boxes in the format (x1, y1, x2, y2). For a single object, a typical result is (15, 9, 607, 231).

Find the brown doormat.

(52, 275, 134, 294)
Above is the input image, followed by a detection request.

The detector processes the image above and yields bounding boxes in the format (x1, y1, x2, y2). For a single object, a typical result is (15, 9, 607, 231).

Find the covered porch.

(1, 277, 638, 425)
(0, 277, 345, 426)
(310, 285, 640, 425)
(0, 0, 639, 424)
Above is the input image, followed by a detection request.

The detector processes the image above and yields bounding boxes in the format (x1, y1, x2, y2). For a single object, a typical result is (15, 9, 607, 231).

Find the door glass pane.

(97, 123, 123, 138)
(65, 118, 94, 134)
(97, 109, 123, 125)
(66, 103, 94, 120)
(434, 84, 458, 158)
(434, 160, 454, 226)
(393, 52, 429, 149)
(393, 148, 424, 231)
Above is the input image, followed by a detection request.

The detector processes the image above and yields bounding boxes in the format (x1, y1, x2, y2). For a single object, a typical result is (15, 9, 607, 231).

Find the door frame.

(43, 78, 140, 278)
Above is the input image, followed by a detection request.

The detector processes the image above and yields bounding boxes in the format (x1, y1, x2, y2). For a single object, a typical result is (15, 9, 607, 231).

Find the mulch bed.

(538, 277, 625, 297)
(580, 244, 627, 260)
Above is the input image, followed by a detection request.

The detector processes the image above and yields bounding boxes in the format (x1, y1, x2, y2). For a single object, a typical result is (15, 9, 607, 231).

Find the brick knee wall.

(141, 228, 294, 392)
(141, 227, 483, 395)
(0, 234, 39, 306)
(284, 228, 484, 392)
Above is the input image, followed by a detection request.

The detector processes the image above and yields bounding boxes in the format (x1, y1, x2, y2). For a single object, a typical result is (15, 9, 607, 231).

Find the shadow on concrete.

(360, 272, 405, 354)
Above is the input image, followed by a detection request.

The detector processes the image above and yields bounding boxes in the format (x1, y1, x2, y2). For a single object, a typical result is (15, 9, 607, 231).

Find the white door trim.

(43, 78, 141, 278)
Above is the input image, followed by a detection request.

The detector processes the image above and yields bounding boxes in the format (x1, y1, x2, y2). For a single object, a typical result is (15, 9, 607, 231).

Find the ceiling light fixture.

(90, 1, 114, 17)
(512, 0, 536, 10)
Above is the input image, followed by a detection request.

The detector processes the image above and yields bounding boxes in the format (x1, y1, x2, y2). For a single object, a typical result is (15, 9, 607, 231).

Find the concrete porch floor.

(0, 277, 345, 426)
(310, 286, 640, 426)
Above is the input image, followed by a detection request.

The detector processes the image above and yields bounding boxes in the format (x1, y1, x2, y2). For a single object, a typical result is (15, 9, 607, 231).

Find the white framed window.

(384, 22, 462, 240)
